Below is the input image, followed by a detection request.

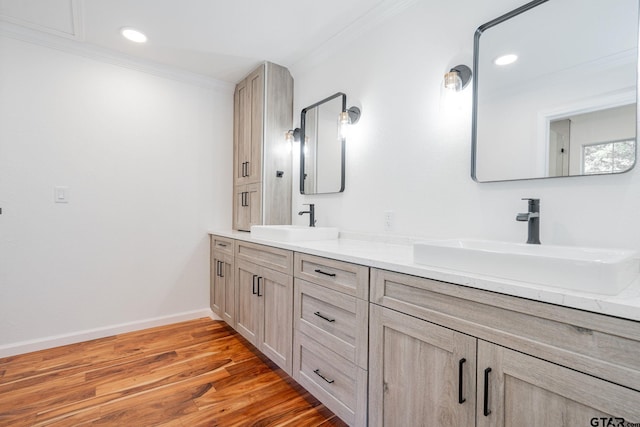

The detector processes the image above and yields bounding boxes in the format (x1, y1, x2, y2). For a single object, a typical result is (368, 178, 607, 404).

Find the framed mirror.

(472, 0, 639, 182)
(300, 92, 346, 194)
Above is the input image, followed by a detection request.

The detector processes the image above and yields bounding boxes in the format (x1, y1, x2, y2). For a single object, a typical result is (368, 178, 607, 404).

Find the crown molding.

(0, 21, 234, 92)
(289, 0, 420, 75)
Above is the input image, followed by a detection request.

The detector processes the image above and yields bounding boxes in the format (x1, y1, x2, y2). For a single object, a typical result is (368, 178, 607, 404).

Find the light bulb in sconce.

(338, 111, 351, 139)
(338, 106, 361, 139)
(444, 65, 472, 92)
(285, 128, 301, 144)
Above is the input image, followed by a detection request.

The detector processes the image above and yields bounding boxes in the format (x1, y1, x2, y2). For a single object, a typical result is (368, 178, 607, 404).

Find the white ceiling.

(0, 0, 414, 83)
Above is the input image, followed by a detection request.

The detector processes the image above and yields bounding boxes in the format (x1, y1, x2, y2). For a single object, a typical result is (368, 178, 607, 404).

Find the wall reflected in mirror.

(472, 0, 638, 182)
(300, 92, 346, 194)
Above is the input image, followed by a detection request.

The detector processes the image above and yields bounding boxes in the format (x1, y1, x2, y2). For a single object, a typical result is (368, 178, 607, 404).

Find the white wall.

(0, 36, 233, 352)
(290, 0, 640, 253)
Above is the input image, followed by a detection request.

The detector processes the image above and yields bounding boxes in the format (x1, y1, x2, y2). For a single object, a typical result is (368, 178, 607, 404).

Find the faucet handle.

(521, 198, 539, 202)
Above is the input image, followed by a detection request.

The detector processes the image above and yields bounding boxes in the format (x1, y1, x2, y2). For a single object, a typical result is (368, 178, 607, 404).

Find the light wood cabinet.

(369, 304, 476, 427)
(232, 62, 293, 231)
(233, 183, 261, 231)
(370, 268, 640, 427)
(234, 68, 263, 186)
(210, 237, 640, 427)
(293, 254, 369, 426)
(477, 340, 640, 427)
(235, 243, 294, 374)
(210, 236, 235, 327)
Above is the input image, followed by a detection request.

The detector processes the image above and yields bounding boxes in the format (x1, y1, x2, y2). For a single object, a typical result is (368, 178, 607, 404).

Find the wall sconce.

(444, 65, 472, 91)
(338, 106, 361, 138)
(285, 128, 301, 144)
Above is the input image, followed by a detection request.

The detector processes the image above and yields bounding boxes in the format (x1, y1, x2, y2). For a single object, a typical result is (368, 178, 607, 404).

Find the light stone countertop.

(209, 229, 640, 322)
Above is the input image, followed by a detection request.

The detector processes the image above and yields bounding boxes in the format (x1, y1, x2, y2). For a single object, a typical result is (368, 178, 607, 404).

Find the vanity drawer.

(235, 240, 292, 274)
(294, 278, 368, 368)
(293, 331, 367, 426)
(211, 235, 234, 255)
(371, 268, 640, 392)
(294, 253, 369, 300)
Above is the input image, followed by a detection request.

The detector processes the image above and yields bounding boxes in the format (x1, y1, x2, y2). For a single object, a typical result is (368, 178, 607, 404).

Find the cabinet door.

(369, 305, 476, 427)
(247, 66, 263, 184)
(210, 252, 224, 317)
(221, 254, 235, 327)
(233, 183, 261, 231)
(211, 251, 235, 326)
(233, 67, 263, 186)
(235, 259, 262, 346)
(233, 78, 250, 185)
(259, 266, 293, 374)
(476, 340, 640, 427)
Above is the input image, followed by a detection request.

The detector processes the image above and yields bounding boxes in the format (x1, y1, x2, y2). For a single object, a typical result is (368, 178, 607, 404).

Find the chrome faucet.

(298, 203, 316, 227)
(516, 198, 540, 244)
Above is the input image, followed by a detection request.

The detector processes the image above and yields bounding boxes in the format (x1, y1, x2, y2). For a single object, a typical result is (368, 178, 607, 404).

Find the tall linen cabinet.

(233, 62, 293, 231)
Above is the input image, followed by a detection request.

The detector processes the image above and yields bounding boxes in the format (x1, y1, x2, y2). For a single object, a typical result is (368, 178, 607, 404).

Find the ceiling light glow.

(121, 27, 147, 43)
(494, 54, 518, 66)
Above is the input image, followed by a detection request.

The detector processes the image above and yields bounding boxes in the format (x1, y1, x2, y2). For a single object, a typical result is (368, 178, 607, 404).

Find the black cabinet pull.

(217, 242, 228, 247)
(314, 269, 336, 277)
(216, 261, 221, 277)
(458, 358, 466, 404)
(241, 161, 248, 177)
(257, 276, 263, 297)
(313, 369, 334, 384)
(314, 312, 335, 323)
(483, 367, 492, 416)
(252, 275, 258, 295)
(245, 161, 249, 177)
(219, 261, 224, 278)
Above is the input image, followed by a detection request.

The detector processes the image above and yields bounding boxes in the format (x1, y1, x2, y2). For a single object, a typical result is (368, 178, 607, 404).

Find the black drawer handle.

(458, 358, 466, 404)
(257, 276, 263, 297)
(314, 311, 335, 323)
(252, 275, 258, 295)
(219, 261, 224, 278)
(483, 367, 492, 416)
(217, 243, 228, 247)
(314, 269, 336, 277)
(313, 369, 334, 384)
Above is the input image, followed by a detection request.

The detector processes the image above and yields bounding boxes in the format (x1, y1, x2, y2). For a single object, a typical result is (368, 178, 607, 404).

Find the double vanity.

(210, 228, 640, 426)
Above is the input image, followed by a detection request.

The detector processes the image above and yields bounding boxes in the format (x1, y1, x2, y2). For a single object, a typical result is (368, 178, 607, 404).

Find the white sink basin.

(250, 225, 339, 242)
(413, 239, 640, 295)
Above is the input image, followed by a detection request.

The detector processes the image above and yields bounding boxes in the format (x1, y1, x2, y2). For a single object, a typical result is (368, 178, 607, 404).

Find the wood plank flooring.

(0, 318, 348, 426)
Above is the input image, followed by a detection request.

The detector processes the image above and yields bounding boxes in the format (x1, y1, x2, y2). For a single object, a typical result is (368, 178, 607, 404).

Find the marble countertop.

(209, 229, 640, 322)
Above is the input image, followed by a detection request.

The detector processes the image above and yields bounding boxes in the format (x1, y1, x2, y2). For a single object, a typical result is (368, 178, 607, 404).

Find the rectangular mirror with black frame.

(300, 92, 346, 194)
(472, 0, 639, 182)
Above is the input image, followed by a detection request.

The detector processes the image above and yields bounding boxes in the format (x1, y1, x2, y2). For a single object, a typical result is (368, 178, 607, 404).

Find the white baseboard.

(0, 308, 217, 358)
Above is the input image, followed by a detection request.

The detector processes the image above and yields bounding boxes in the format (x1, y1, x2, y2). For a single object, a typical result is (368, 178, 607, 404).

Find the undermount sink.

(250, 225, 339, 242)
(413, 239, 640, 295)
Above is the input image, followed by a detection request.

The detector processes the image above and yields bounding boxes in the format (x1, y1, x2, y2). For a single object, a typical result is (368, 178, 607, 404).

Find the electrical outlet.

(384, 210, 394, 231)
(54, 186, 69, 203)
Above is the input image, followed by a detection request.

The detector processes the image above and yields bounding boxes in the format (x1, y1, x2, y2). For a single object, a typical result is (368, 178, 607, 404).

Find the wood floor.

(0, 318, 348, 426)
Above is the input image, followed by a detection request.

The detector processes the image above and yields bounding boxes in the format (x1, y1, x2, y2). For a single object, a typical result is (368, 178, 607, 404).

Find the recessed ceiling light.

(120, 27, 147, 43)
(494, 54, 518, 66)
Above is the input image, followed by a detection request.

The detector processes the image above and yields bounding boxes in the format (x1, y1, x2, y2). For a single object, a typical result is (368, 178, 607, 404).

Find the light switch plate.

(54, 186, 69, 203)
